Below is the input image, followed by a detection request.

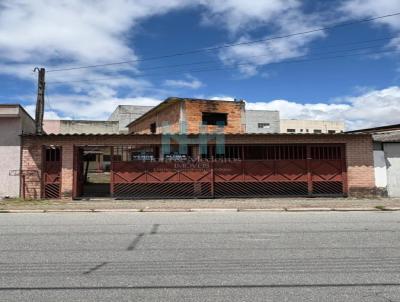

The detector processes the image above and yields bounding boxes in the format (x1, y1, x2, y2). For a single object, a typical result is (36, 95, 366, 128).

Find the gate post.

(110, 146, 114, 198)
(306, 145, 313, 196)
(210, 159, 214, 198)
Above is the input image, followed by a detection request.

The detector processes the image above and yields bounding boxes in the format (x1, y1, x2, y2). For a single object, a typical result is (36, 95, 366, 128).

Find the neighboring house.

(0, 104, 35, 198)
(280, 119, 345, 134)
(348, 124, 400, 197)
(43, 120, 119, 134)
(245, 110, 280, 133)
(127, 97, 246, 134)
(108, 105, 153, 133)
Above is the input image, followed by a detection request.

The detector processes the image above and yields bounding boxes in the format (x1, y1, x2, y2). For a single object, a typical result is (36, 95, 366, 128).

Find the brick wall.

(21, 133, 375, 199)
(184, 100, 245, 133)
(128, 102, 181, 134)
(128, 99, 246, 134)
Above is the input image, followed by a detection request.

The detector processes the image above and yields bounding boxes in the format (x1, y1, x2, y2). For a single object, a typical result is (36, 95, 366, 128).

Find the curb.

(190, 208, 238, 212)
(332, 207, 379, 211)
(142, 208, 189, 212)
(239, 208, 285, 212)
(93, 209, 141, 212)
(384, 207, 400, 211)
(286, 207, 333, 212)
(1, 207, 400, 213)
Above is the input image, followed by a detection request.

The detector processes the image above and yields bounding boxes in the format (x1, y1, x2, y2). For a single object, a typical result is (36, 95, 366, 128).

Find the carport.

(21, 133, 374, 200)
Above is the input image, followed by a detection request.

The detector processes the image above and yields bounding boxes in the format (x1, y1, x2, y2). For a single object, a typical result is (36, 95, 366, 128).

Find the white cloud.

(340, 0, 400, 30)
(26, 94, 162, 120)
(245, 86, 400, 130)
(163, 75, 203, 89)
(201, 1, 326, 76)
(340, 0, 400, 51)
(199, 0, 301, 33)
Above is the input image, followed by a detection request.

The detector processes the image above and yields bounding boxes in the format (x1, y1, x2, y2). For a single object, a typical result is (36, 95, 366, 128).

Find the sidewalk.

(1, 197, 400, 213)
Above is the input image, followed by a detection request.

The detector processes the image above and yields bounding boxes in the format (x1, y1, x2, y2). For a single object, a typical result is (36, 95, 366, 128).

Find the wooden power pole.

(34, 67, 45, 134)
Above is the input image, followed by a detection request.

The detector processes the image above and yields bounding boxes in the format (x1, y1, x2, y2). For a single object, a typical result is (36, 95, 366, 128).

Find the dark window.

(202, 112, 227, 126)
(313, 129, 322, 134)
(258, 123, 270, 129)
(328, 130, 336, 134)
(150, 122, 156, 134)
(45, 147, 60, 162)
(287, 129, 296, 133)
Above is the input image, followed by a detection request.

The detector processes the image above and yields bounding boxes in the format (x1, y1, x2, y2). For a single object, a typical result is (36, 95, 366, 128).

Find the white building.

(0, 105, 35, 198)
(280, 119, 345, 134)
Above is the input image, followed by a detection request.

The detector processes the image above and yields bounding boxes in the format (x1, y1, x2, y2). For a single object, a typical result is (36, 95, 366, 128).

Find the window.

(328, 130, 336, 134)
(287, 129, 296, 133)
(45, 147, 60, 162)
(202, 112, 227, 126)
(258, 123, 270, 129)
(313, 129, 322, 134)
(150, 122, 156, 134)
(306, 129, 309, 133)
(300, 129, 303, 133)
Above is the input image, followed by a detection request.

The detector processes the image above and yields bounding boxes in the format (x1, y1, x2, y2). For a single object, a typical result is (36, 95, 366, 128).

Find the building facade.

(127, 97, 246, 134)
(0, 105, 35, 198)
(21, 132, 375, 200)
(43, 120, 119, 134)
(280, 119, 345, 134)
(108, 105, 153, 133)
(245, 110, 280, 133)
(348, 125, 400, 197)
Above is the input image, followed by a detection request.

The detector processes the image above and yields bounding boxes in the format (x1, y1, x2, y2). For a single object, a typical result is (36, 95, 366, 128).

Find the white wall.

(384, 143, 400, 198)
(373, 150, 387, 188)
(0, 118, 21, 198)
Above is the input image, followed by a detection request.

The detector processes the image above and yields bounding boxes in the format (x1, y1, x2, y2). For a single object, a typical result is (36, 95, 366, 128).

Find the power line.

(47, 47, 400, 85)
(45, 12, 400, 73)
(47, 36, 395, 84)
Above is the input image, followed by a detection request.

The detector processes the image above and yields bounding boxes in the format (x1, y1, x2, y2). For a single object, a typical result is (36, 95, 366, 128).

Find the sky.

(1, 0, 400, 130)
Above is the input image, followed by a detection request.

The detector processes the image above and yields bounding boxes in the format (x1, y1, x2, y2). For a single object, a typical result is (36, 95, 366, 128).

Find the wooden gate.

(110, 144, 347, 199)
(42, 146, 62, 199)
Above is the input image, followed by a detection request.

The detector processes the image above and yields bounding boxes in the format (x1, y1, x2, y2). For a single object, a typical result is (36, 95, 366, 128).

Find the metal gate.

(42, 146, 62, 199)
(110, 144, 346, 199)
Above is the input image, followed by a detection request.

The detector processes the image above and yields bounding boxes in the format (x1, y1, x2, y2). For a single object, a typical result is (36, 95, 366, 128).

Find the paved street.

(0, 212, 399, 301)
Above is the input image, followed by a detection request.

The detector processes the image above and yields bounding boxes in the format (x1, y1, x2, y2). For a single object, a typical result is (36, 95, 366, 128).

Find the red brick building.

(127, 97, 246, 134)
(18, 97, 376, 200)
(21, 132, 375, 200)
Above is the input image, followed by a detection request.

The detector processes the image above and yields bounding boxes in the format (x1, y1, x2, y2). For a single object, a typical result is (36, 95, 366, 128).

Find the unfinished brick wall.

(128, 102, 181, 134)
(184, 100, 245, 133)
(128, 99, 246, 134)
(21, 133, 375, 199)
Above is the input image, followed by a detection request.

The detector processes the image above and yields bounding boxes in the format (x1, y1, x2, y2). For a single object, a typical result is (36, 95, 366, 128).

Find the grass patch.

(375, 205, 386, 211)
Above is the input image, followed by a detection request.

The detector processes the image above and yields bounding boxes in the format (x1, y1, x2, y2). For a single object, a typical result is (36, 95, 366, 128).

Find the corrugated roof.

(373, 130, 400, 142)
(22, 132, 369, 137)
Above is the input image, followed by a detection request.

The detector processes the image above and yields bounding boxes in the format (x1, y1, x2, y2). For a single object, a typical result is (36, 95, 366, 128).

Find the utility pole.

(34, 67, 45, 134)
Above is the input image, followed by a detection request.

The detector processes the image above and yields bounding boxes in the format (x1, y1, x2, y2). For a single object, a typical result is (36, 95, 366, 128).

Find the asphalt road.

(0, 211, 400, 301)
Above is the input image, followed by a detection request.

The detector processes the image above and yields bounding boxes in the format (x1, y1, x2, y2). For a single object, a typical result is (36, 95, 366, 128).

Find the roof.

(126, 97, 245, 128)
(373, 130, 400, 142)
(114, 105, 154, 115)
(22, 132, 369, 137)
(0, 104, 35, 123)
(347, 123, 400, 134)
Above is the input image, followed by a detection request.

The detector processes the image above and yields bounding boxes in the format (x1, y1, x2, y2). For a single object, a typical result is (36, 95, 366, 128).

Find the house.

(348, 124, 400, 197)
(0, 104, 35, 198)
(245, 110, 280, 133)
(127, 97, 246, 134)
(43, 120, 119, 134)
(108, 105, 153, 133)
(20, 97, 375, 200)
(280, 119, 345, 134)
